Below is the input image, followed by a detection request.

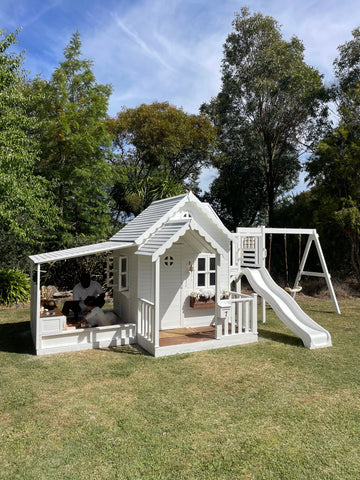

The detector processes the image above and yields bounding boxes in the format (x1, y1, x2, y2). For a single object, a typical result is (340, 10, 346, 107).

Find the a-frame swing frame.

(265, 228, 341, 315)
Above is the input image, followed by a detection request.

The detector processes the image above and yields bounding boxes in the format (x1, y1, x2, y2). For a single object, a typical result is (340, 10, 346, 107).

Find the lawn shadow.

(0, 321, 35, 355)
(258, 328, 303, 347)
(106, 344, 151, 356)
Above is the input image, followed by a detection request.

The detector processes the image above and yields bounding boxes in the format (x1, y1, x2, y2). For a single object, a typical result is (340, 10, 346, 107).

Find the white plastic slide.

(243, 267, 332, 349)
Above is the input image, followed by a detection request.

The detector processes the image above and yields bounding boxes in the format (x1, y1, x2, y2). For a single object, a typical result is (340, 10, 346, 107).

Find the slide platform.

(243, 267, 332, 349)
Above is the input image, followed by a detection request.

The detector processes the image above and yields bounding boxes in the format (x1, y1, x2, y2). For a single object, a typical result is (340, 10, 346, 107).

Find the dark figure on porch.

(62, 273, 105, 319)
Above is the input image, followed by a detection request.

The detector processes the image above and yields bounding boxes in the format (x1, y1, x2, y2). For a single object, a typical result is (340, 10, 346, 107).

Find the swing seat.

(285, 286, 302, 293)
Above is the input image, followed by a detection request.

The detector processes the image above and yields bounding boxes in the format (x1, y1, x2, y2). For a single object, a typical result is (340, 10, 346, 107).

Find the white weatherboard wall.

(179, 203, 229, 255)
(139, 256, 153, 301)
(112, 246, 136, 323)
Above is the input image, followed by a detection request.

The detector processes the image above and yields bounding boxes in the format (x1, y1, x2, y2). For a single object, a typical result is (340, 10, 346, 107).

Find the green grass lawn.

(0, 297, 359, 480)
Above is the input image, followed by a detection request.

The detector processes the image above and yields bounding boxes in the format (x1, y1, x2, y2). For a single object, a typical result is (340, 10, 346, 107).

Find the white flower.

(200, 287, 215, 299)
(190, 290, 202, 299)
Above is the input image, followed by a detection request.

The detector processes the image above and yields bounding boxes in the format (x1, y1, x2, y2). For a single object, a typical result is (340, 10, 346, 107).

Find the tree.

(306, 27, 360, 282)
(107, 102, 217, 219)
(32, 32, 114, 246)
(201, 8, 328, 227)
(334, 27, 360, 125)
(0, 29, 59, 269)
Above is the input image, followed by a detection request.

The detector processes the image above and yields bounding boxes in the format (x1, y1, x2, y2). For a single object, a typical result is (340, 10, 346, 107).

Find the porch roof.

(29, 241, 133, 265)
(136, 219, 224, 261)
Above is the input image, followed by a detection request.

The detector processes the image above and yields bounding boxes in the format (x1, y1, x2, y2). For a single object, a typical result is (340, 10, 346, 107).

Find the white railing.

(138, 298, 155, 343)
(216, 292, 257, 339)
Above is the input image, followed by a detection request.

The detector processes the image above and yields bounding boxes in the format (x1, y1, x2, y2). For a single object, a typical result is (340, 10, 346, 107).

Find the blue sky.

(1, 0, 359, 191)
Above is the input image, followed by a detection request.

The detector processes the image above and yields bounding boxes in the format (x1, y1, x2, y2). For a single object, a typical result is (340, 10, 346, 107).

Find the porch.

(159, 326, 216, 346)
(137, 292, 258, 357)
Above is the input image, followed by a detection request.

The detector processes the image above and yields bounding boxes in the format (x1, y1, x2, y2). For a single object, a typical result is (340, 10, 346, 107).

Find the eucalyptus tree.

(33, 32, 114, 245)
(202, 8, 328, 227)
(306, 27, 360, 281)
(107, 101, 217, 220)
(0, 29, 59, 269)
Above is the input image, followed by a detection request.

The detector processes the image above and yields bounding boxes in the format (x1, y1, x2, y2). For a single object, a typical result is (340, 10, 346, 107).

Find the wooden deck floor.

(159, 326, 216, 347)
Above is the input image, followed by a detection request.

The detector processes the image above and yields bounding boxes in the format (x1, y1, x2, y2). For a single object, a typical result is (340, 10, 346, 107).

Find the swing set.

(265, 228, 341, 314)
(268, 232, 303, 293)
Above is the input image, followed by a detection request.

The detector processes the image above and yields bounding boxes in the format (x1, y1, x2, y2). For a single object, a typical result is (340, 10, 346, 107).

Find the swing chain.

(268, 233, 272, 273)
(284, 234, 289, 287)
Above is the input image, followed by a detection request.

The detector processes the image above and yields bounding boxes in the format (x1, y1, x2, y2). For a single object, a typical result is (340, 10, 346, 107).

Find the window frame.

(118, 255, 128, 291)
(196, 254, 216, 288)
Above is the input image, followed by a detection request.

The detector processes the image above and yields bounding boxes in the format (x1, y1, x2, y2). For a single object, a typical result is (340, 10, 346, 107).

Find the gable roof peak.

(110, 191, 231, 245)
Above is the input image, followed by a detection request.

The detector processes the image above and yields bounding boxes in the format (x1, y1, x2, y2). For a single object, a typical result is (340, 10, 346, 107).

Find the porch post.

(154, 258, 160, 348)
(29, 262, 35, 342)
(215, 252, 221, 337)
(216, 253, 221, 304)
(262, 298, 266, 323)
(35, 263, 41, 353)
(251, 293, 258, 334)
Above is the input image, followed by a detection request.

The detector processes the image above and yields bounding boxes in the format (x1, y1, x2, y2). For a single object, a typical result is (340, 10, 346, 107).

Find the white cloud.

(79, 0, 231, 114)
(113, 13, 176, 73)
(77, 0, 360, 118)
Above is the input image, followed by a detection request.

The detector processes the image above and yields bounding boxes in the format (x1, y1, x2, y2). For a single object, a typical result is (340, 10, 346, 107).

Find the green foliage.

(0, 29, 60, 269)
(202, 8, 328, 227)
(306, 28, 360, 282)
(0, 269, 30, 305)
(31, 31, 114, 245)
(334, 26, 360, 124)
(107, 101, 217, 219)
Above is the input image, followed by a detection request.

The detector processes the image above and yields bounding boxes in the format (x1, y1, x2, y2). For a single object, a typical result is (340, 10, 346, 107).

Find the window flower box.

(189, 288, 229, 308)
(190, 295, 215, 308)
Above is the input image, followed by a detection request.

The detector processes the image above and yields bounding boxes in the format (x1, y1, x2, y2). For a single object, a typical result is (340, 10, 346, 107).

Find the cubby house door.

(160, 247, 183, 330)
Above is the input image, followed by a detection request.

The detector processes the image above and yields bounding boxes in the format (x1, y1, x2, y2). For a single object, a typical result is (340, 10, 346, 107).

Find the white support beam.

(301, 271, 326, 278)
(262, 298, 266, 324)
(264, 228, 317, 235)
(36, 263, 41, 352)
(154, 258, 160, 348)
(216, 253, 221, 305)
(313, 232, 341, 314)
(291, 233, 341, 314)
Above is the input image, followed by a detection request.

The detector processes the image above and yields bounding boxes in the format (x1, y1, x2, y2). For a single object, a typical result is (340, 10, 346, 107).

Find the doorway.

(160, 246, 183, 329)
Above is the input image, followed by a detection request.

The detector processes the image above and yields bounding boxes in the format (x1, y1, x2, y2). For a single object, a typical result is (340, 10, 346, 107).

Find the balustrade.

(216, 292, 257, 339)
(138, 298, 155, 342)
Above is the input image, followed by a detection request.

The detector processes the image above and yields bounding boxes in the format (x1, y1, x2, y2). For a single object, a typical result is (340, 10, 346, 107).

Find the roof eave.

(28, 241, 135, 265)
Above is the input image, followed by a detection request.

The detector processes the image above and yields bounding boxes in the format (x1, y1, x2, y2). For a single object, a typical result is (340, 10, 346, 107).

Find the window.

(164, 256, 174, 267)
(196, 255, 216, 287)
(243, 236, 256, 249)
(119, 256, 128, 290)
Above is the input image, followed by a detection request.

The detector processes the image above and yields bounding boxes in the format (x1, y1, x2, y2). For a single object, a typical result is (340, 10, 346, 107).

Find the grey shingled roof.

(136, 219, 225, 261)
(29, 192, 231, 265)
(137, 220, 190, 257)
(111, 193, 188, 244)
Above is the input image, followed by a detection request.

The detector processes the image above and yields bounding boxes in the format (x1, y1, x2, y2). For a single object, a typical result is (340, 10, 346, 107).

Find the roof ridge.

(150, 193, 188, 205)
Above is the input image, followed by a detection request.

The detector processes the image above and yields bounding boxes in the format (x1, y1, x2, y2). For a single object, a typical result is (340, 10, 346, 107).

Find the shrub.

(0, 269, 30, 306)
